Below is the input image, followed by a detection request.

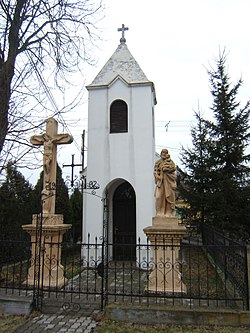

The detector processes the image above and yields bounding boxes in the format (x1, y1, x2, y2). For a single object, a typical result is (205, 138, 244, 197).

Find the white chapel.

(83, 26, 157, 259)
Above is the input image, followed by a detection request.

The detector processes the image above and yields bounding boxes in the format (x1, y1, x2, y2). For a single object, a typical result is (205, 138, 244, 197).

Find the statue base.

(143, 216, 187, 293)
(22, 214, 71, 288)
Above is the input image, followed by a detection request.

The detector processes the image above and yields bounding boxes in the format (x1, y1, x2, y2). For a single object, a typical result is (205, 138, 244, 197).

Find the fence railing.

(0, 233, 249, 312)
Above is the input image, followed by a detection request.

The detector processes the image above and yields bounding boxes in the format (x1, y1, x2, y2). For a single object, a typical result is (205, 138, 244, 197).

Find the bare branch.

(0, 0, 104, 173)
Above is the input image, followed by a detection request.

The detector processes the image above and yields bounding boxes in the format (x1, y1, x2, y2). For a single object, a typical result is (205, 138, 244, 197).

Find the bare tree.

(0, 0, 103, 174)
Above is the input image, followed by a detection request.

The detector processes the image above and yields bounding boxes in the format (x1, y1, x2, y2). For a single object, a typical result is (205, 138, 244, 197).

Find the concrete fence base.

(105, 305, 250, 327)
(0, 295, 33, 315)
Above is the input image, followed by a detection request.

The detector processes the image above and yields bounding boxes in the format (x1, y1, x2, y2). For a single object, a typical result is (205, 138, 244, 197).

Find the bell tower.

(83, 25, 157, 249)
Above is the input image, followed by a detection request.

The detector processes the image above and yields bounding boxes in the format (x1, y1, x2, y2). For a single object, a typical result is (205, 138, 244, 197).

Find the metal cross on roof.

(118, 24, 128, 44)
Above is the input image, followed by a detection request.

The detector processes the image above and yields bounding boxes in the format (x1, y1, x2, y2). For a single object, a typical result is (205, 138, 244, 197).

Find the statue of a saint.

(154, 149, 177, 217)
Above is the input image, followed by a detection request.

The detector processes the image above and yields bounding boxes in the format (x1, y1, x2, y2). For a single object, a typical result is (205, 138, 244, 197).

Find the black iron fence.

(0, 233, 249, 313)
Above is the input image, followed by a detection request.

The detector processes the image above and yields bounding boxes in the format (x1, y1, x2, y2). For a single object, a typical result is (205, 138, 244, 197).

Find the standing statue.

(154, 149, 177, 217)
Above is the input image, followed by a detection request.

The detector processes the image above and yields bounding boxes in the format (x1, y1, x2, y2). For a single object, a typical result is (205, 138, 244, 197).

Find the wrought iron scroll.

(63, 152, 100, 193)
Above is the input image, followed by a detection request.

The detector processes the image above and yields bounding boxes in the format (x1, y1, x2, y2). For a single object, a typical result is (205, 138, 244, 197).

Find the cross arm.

(54, 134, 73, 145)
(30, 134, 45, 146)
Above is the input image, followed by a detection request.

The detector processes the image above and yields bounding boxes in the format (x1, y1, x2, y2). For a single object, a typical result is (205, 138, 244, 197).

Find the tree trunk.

(0, 0, 26, 155)
(0, 66, 11, 155)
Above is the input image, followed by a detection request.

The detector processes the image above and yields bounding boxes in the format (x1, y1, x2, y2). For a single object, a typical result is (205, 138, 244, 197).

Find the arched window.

(110, 100, 128, 133)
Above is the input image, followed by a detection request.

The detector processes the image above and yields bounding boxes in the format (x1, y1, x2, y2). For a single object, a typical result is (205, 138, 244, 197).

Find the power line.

(156, 119, 194, 123)
(156, 145, 181, 152)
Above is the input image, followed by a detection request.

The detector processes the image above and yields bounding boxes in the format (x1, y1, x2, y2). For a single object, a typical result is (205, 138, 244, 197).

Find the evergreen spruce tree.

(180, 110, 213, 227)
(70, 188, 83, 243)
(206, 52, 250, 235)
(180, 52, 250, 238)
(55, 166, 72, 229)
(30, 171, 43, 214)
(0, 162, 33, 239)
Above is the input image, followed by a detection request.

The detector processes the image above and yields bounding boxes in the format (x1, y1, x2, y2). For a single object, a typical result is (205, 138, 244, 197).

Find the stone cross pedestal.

(144, 217, 187, 293)
(22, 118, 73, 288)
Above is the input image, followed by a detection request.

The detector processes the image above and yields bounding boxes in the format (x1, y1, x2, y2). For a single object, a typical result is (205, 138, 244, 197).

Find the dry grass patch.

(0, 314, 27, 333)
(95, 319, 250, 333)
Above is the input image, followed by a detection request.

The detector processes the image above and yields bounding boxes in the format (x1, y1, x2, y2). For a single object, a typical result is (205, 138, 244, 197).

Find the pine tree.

(180, 52, 250, 238)
(0, 162, 33, 239)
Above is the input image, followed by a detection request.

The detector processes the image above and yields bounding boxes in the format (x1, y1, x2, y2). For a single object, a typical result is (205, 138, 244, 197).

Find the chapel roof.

(87, 41, 151, 88)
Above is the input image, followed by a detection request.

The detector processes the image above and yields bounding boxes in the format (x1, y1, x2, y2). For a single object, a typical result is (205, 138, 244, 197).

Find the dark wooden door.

(113, 182, 136, 260)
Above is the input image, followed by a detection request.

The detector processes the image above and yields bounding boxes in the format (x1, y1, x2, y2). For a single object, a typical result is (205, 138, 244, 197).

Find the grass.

(0, 261, 29, 288)
(64, 258, 83, 279)
(95, 319, 250, 333)
(182, 246, 227, 298)
(0, 314, 27, 333)
(1, 315, 250, 333)
(62, 245, 84, 279)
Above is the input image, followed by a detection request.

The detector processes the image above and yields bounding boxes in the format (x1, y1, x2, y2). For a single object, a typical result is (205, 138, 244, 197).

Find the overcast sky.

(28, 0, 250, 184)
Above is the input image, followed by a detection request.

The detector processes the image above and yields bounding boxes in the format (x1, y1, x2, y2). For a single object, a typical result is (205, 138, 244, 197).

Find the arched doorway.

(113, 182, 136, 260)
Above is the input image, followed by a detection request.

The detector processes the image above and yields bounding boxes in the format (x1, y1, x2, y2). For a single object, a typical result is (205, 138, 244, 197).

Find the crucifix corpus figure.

(30, 118, 73, 215)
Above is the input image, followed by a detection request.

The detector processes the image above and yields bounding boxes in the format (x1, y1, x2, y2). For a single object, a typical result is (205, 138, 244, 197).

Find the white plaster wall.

(83, 78, 155, 243)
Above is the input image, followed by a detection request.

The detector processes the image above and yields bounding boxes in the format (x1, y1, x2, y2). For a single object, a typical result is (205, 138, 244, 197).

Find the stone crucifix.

(30, 118, 73, 216)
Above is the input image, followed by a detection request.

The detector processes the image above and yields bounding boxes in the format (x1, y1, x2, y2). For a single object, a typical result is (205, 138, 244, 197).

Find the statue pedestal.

(143, 216, 187, 293)
(22, 214, 71, 288)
